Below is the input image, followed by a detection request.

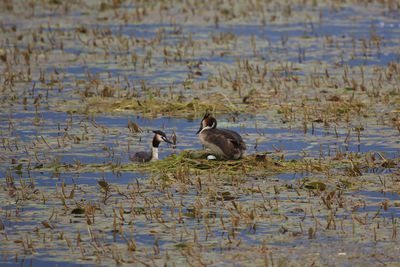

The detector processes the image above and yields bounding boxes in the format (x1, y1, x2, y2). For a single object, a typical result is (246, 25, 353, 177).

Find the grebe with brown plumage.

(196, 114, 246, 160)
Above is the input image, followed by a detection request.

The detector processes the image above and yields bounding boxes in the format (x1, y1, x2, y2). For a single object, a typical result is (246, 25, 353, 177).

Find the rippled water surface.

(0, 1, 400, 266)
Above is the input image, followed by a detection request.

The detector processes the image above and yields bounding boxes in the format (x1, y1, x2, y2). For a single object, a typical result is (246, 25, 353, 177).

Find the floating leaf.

(217, 191, 236, 201)
(183, 212, 196, 218)
(98, 180, 109, 189)
(71, 207, 85, 215)
(393, 201, 400, 208)
(174, 242, 190, 249)
(381, 160, 395, 168)
(133, 207, 145, 214)
(339, 179, 353, 188)
(305, 181, 326, 191)
(34, 163, 44, 169)
(42, 221, 55, 229)
(12, 163, 23, 171)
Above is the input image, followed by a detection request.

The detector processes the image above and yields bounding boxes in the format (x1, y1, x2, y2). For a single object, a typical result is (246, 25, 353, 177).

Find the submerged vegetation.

(0, 0, 400, 265)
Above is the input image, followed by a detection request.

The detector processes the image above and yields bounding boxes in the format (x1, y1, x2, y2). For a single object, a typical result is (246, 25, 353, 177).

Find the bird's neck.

(152, 135, 160, 148)
(151, 146, 159, 161)
(200, 125, 214, 134)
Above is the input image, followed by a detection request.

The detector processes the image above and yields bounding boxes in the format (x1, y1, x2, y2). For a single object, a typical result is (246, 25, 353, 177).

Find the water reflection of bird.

(196, 113, 246, 160)
(130, 130, 172, 163)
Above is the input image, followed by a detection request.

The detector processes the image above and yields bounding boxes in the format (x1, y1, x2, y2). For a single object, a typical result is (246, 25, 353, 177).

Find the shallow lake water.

(0, 1, 400, 266)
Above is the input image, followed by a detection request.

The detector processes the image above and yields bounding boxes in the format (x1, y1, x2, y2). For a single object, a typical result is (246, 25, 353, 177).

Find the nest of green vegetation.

(120, 150, 301, 175)
(35, 150, 303, 176)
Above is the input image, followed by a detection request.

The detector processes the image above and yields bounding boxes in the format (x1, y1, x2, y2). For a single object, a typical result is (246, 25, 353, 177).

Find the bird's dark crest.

(203, 112, 211, 119)
(152, 130, 167, 137)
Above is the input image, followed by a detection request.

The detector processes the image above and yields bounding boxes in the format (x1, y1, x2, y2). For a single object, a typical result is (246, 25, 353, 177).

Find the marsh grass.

(69, 95, 242, 117)
(0, 0, 400, 266)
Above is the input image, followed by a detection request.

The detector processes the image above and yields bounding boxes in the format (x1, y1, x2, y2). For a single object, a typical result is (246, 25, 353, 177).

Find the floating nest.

(121, 150, 300, 176)
(33, 149, 397, 181)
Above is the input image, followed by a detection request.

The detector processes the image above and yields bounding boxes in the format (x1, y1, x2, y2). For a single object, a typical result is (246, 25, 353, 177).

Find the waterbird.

(196, 113, 246, 160)
(130, 130, 172, 163)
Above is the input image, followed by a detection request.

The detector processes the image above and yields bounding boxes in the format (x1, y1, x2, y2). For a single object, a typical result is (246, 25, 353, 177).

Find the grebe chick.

(196, 114, 246, 160)
(130, 130, 172, 163)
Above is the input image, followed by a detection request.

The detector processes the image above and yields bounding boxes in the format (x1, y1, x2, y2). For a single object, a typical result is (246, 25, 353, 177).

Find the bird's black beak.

(196, 126, 202, 135)
(163, 137, 173, 144)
